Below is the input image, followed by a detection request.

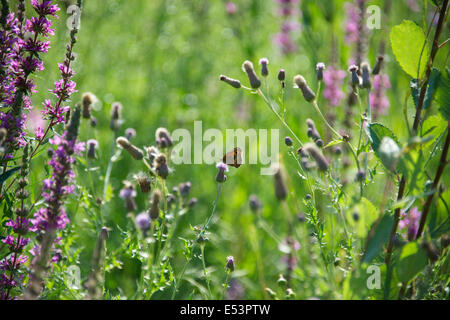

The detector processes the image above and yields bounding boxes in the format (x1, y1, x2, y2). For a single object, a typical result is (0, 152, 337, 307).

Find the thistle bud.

(149, 190, 161, 220)
(361, 63, 371, 89)
(155, 127, 173, 148)
(249, 194, 262, 212)
(125, 128, 136, 140)
(87, 139, 98, 159)
(242, 60, 261, 89)
(372, 56, 384, 75)
(90, 116, 98, 127)
(293, 75, 316, 102)
(155, 153, 169, 179)
(356, 169, 366, 182)
(349, 65, 360, 87)
(146, 146, 159, 167)
(82, 92, 96, 119)
(136, 173, 151, 193)
(278, 69, 286, 81)
(226, 256, 235, 272)
(316, 62, 326, 81)
(315, 139, 324, 148)
(219, 75, 241, 89)
(179, 181, 192, 198)
(306, 118, 315, 128)
(216, 162, 229, 183)
(284, 136, 293, 147)
(110, 102, 123, 131)
(116, 137, 144, 160)
(259, 58, 269, 77)
(119, 182, 137, 212)
(188, 198, 198, 208)
(304, 143, 329, 171)
(272, 164, 287, 201)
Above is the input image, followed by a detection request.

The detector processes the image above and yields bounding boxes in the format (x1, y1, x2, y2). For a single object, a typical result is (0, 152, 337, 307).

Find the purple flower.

(344, 2, 360, 44)
(135, 212, 151, 232)
(225, 2, 237, 15)
(370, 74, 391, 117)
(399, 207, 422, 241)
(323, 66, 346, 106)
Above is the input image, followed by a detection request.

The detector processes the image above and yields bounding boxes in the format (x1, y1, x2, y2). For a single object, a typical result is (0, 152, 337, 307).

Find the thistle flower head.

(110, 102, 123, 131)
(135, 173, 151, 193)
(399, 207, 422, 241)
(316, 62, 326, 81)
(155, 153, 169, 179)
(278, 69, 286, 81)
(125, 128, 136, 140)
(155, 127, 173, 148)
(179, 181, 192, 198)
(226, 256, 235, 272)
(81, 92, 96, 119)
(135, 212, 151, 232)
(216, 162, 229, 183)
(259, 57, 269, 77)
(87, 139, 98, 159)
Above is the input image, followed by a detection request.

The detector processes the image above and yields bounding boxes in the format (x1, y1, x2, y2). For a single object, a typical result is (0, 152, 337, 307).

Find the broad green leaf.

(390, 20, 429, 78)
(410, 69, 441, 110)
(395, 242, 428, 283)
(362, 213, 394, 263)
(368, 123, 400, 172)
(436, 67, 450, 120)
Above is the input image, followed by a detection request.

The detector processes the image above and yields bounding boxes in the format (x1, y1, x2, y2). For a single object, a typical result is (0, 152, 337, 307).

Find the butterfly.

(223, 147, 242, 168)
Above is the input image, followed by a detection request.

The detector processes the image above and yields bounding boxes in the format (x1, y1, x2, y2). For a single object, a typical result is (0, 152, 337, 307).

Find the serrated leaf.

(368, 123, 400, 172)
(390, 20, 429, 78)
(436, 68, 450, 120)
(0, 166, 20, 185)
(323, 139, 343, 149)
(395, 242, 428, 283)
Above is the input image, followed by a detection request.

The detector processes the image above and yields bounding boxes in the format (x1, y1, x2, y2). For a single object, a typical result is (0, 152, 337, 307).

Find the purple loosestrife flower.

(273, 1, 301, 55)
(370, 74, 391, 118)
(323, 66, 346, 107)
(399, 207, 422, 241)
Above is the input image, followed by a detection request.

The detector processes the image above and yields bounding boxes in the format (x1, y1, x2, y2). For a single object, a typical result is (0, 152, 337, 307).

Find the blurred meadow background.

(7, 0, 448, 299)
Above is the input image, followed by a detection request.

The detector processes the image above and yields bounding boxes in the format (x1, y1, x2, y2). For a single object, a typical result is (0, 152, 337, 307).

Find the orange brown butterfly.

(222, 147, 242, 168)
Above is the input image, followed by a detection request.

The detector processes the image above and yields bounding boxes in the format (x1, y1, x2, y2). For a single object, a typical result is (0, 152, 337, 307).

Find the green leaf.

(396, 242, 428, 283)
(436, 67, 450, 120)
(362, 213, 394, 263)
(390, 20, 429, 78)
(0, 166, 20, 185)
(410, 69, 441, 110)
(368, 123, 400, 172)
(347, 197, 379, 238)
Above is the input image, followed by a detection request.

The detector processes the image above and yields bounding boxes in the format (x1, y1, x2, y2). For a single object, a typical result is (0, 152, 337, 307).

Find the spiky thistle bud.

(149, 190, 161, 220)
(82, 92, 96, 119)
(284, 136, 293, 147)
(155, 153, 169, 179)
(136, 173, 151, 193)
(216, 162, 229, 183)
(226, 256, 235, 272)
(316, 62, 326, 81)
(349, 65, 360, 87)
(361, 63, 371, 89)
(125, 128, 136, 140)
(219, 75, 241, 89)
(272, 164, 288, 201)
(278, 69, 286, 81)
(249, 194, 262, 212)
(110, 102, 123, 131)
(116, 137, 144, 160)
(155, 127, 173, 148)
(293, 75, 316, 102)
(372, 56, 384, 75)
(242, 60, 261, 89)
(259, 58, 269, 77)
(304, 143, 329, 171)
(87, 139, 99, 159)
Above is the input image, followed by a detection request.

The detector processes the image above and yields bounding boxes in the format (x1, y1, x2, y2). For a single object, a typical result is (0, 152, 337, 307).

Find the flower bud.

(304, 143, 329, 171)
(316, 62, 326, 81)
(242, 60, 261, 89)
(226, 256, 235, 272)
(361, 63, 371, 89)
(116, 137, 144, 160)
(249, 194, 262, 212)
(155, 153, 169, 179)
(293, 75, 316, 102)
(125, 128, 136, 140)
(136, 173, 151, 193)
(284, 136, 293, 147)
(87, 139, 98, 159)
(149, 190, 161, 220)
(188, 198, 198, 208)
(146, 146, 159, 167)
(278, 69, 285, 81)
(82, 92, 96, 119)
(219, 75, 241, 89)
(372, 56, 384, 75)
(216, 162, 229, 183)
(273, 164, 287, 201)
(155, 127, 173, 148)
(110, 102, 123, 131)
(179, 181, 192, 198)
(349, 65, 360, 87)
(259, 58, 269, 77)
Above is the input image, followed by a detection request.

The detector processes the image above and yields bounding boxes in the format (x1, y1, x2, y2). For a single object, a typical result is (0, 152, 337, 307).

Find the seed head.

(242, 60, 261, 89)
(294, 75, 316, 102)
(116, 137, 144, 160)
(219, 75, 241, 89)
(136, 173, 152, 193)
